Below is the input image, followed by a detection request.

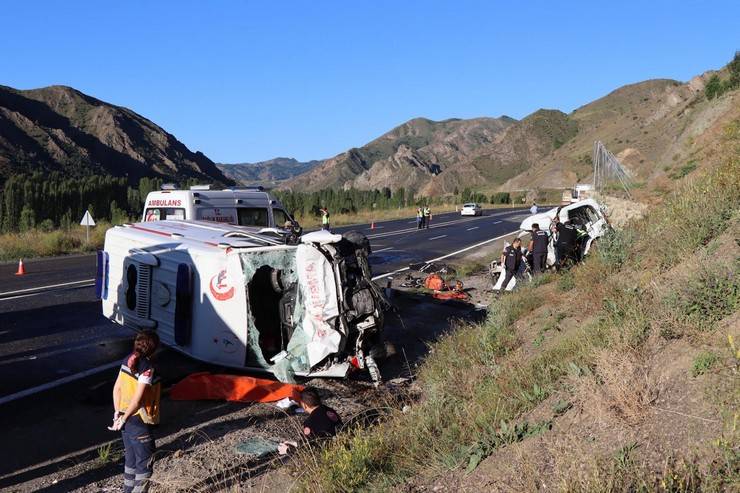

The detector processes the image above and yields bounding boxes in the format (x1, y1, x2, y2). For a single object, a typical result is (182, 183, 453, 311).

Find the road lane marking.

(0, 360, 121, 406)
(428, 235, 447, 241)
(372, 230, 521, 281)
(0, 278, 95, 298)
(407, 221, 417, 224)
(367, 213, 493, 239)
(493, 220, 502, 224)
(374, 247, 393, 252)
(466, 227, 479, 231)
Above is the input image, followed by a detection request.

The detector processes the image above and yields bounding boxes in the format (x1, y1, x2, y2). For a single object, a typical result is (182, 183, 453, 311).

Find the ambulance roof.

(110, 220, 288, 253)
(145, 189, 276, 202)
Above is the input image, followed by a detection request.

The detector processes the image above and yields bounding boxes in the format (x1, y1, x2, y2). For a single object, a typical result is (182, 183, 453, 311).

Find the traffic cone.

(15, 259, 26, 276)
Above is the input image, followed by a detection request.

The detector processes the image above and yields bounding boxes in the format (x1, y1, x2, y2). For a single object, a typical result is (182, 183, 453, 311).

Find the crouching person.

(278, 387, 342, 454)
(110, 330, 161, 493)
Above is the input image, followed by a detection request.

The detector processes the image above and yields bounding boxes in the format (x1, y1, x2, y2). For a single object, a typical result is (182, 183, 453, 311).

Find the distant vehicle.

(460, 203, 483, 216)
(98, 221, 387, 384)
(142, 185, 300, 237)
(562, 183, 594, 204)
(519, 198, 610, 267)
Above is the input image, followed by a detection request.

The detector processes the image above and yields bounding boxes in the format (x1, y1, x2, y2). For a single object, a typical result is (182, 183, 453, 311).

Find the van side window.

(273, 209, 290, 228)
(144, 208, 185, 221)
(237, 208, 269, 227)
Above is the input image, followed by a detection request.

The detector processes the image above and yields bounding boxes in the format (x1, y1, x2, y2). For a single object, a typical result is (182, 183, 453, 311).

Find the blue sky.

(2, 1, 738, 163)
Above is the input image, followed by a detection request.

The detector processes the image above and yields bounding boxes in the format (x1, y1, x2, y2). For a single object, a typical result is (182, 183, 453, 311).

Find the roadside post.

(80, 210, 96, 244)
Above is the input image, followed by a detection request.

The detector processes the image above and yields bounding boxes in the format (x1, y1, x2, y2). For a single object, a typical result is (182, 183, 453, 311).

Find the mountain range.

(1, 59, 737, 197)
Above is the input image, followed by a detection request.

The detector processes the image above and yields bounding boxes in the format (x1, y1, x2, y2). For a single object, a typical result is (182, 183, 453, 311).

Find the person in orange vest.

(110, 330, 161, 493)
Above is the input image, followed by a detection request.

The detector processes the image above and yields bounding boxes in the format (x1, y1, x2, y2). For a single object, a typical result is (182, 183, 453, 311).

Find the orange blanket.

(170, 372, 303, 403)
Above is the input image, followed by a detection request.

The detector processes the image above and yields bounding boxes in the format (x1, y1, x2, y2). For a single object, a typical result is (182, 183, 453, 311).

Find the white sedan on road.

(460, 203, 482, 216)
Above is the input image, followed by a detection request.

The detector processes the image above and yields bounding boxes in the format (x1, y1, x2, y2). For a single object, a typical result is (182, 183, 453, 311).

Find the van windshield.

(144, 208, 185, 221)
(237, 208, 269, 227)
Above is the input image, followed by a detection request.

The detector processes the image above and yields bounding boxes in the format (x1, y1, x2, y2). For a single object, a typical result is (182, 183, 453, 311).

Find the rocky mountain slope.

(283, 61, 739, 197)
(283, 116, 517, 193)
(217, 157, 321, 187)
(0, 85, 231, 184)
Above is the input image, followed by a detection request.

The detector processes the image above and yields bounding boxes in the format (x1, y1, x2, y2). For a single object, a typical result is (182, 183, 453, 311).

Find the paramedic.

(320, 207, 330, 231)
(110, 330, 161, 493)
(278, 387, 343, 454)
(416, 207, 424, 229)
(423, 206, 431, 229)
(530, 202, 538, 214)
(555, 219, 578, 269)
(496, 237, 522, 291)
(528, 223, 549, 274)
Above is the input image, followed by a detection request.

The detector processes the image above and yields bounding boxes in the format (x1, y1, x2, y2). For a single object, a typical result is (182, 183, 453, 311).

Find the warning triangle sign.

(80, 210, 96, 227)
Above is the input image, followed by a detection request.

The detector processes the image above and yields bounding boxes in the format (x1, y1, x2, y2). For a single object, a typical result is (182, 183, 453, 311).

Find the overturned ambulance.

(98, 221, 387, 383)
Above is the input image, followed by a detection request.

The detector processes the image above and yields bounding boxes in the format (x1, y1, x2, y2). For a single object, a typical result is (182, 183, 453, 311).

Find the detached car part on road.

(98, 221, 387, 384)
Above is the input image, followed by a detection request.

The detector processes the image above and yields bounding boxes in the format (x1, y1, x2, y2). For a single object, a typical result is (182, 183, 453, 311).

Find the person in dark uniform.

(555, 218, 578, 269)
(110, 330, 161, 493)
(278, 387, 342, 454)
(527, 223, 549, 274)
(497, 237, 522, 291)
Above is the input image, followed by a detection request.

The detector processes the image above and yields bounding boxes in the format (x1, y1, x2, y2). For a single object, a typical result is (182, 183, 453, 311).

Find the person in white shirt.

(530, 202, 538, 214)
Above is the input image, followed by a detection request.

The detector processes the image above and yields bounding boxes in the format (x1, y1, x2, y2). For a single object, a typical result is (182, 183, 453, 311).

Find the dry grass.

(576, 346, 658, 425)
(0, 222, 110, 261)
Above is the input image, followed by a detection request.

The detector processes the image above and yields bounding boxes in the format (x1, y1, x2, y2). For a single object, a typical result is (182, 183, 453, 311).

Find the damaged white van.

(519, 198, 610, 267)
(97, 221, 386, 384)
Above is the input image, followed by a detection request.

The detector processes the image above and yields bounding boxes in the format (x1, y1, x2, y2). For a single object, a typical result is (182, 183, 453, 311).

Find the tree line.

(0, 173, 166, 233)
(0, 172, 537, 233)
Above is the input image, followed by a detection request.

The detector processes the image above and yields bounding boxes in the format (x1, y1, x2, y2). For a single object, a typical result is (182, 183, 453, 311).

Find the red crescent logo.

(209, 269, 235, 301)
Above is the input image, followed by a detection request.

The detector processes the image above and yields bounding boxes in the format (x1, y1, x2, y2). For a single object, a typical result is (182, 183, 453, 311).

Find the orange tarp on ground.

(170, 372, 303, 403)
(432, 291, 469, 301)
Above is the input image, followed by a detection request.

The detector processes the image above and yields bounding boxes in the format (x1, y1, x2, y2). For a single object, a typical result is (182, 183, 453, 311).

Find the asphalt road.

(0, 207, 529, 478)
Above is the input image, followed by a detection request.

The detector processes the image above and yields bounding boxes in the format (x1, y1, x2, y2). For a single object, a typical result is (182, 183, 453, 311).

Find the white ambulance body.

(141, 186, 295, 231)
(98, 220, 385, 382)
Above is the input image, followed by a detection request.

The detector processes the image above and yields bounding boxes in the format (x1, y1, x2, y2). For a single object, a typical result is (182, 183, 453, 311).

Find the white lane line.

(367, 214, 491, 239)
(428, 235, 447, 241)
(493, 220, 502, 224)
(0, 338, 129, 366)
(407, 221, 417, 224)
(369, 226, 384, 229)
(0, 278, 95, 297)
(466, 227, 479, 231)
(0, 360, 121, 406)
(372, 230, 520, 281)
(0, 282, 95, 301)
(374, 247, 393, 252)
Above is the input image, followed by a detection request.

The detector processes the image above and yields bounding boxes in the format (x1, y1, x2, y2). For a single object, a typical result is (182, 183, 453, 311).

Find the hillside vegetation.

(296, 118, 740, 492)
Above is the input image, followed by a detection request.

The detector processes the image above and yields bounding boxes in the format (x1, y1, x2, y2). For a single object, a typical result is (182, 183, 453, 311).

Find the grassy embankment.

(0, 223, 110, 262)
(296, 122, 740, 491)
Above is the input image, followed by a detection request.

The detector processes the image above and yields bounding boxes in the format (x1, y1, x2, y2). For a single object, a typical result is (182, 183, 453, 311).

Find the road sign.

(80, 210, 96, 243)
(80, 211, 96, 227)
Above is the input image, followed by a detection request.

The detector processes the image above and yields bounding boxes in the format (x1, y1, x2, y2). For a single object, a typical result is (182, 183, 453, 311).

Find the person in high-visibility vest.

(416, 207, 424, 229)
(320, 207, 330, 231)
(423, 206, 431, 229)
(110, 330, 161, 493)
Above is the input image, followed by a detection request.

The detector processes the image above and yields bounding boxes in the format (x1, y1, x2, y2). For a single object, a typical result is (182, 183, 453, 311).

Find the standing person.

(496, 237, 522, 292)
(528, 223, 549, 274)
(530, 202, 538, 214)
(278, 387, 343, 454)
(423, 206, 431, 229)
(320, 207, 330, 231)
(416, 207, 424, 229)
(555, 219, 578, 269)
(110, 330, 161, 493)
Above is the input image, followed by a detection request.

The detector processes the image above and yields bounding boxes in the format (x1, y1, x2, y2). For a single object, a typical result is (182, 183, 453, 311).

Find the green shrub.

(667, 263, 739, 329)
(691, 351, 719, 377)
